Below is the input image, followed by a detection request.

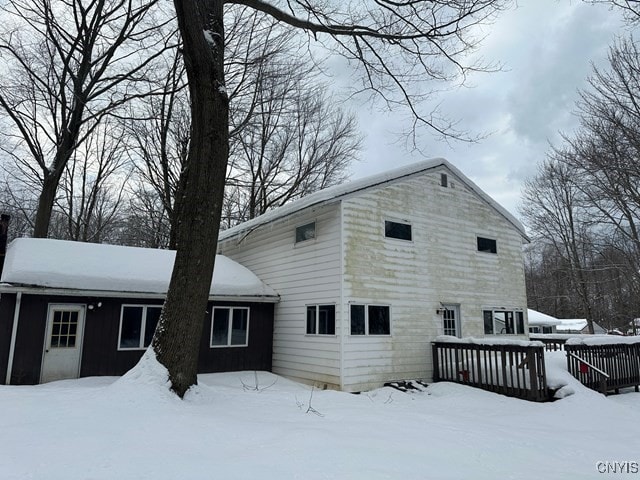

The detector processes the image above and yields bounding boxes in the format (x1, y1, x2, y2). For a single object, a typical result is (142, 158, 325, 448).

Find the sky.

(342, 1, 628, 221)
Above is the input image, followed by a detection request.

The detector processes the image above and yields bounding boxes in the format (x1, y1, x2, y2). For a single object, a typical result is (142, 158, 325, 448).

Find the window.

(211, 307, 249, 347)
(442, 306, 459, 337)
(385, 220, 412, 241)
(440, 173, 448, 187)
(350, 304, 391, 335)
(477, 236, 497, 254)
(295, 222, 316, 243)
(483, 309, 525, 335)
(119, 305, 162, 349)
(306, 305, 335, 335)
(50, 310, 79, 348)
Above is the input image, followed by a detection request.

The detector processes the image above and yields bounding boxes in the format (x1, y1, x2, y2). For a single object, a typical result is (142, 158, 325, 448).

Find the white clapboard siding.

(340, 168, 527, 391)
(218, 204, 343, 388)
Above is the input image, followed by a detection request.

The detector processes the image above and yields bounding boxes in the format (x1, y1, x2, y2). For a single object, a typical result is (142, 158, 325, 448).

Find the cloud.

(345, 0, 626, 219)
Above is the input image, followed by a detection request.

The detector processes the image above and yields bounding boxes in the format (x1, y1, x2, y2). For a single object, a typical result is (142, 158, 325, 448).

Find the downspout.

(5, 291, 21, 385)
(339, 201, 345, 391)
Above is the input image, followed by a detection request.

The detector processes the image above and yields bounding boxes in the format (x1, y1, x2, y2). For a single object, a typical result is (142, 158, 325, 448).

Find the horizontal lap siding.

(218, 205, 342, 388)
(342, 169, 527, 391)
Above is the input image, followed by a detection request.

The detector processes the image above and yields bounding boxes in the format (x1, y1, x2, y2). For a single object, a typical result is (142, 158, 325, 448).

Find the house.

(527, 309, 561, 334)
(556, 318, 607, 335)
(217, 157, 530, 392)
(0, 238, 279, 385)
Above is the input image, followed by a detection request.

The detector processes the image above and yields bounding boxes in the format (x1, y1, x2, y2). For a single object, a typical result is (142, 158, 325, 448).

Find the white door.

(40, 304, 86, 383)
(442, 304, 461, 338)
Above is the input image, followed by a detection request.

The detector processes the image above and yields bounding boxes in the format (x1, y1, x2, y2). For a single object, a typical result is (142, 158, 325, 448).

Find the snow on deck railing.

(432, 337, 550, 402)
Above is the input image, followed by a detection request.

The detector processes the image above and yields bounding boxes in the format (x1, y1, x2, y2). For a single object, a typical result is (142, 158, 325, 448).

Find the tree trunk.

(151, 0, 229, 397)
(33, 174, 62, 238)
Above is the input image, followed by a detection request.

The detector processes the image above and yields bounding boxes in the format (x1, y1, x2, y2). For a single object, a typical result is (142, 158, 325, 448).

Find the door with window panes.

(442, 304, 461, 338)
(41, 304, 86, 383)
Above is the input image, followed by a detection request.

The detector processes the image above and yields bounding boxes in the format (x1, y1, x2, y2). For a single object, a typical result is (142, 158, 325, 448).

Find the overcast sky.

(343, 1, 628, 221)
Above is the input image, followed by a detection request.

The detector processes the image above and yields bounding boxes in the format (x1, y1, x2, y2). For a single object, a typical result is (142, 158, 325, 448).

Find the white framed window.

(210, 307, 250, 347)
(350, 304, 391, 336)
(477, 236, 497, 254)
(295, 222, 316, 243)
(306, 304, 335, 335)
(118, 305, 162, 350)
(483, 308, 525, 335)
(384, 220, 412, 241)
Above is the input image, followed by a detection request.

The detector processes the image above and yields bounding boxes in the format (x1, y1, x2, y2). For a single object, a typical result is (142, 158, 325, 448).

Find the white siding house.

(217, 158, 529, 391)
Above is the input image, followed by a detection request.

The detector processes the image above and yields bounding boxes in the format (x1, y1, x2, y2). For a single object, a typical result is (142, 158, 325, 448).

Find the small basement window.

(350, 304, 391, 335)
(306, 304, 335, 335)
(211, 307, 249, 347)
(477, 236, 497, 254)
(119, 305, 162, 349)
(483, 309, 525, 335)
(295, 222, 316, 243)
(385, 220, 412, 241)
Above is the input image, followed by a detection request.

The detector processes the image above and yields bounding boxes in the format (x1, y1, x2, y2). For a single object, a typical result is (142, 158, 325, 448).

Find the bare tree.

(124, 44, 188, 248)
(0, 0, 172, 238)
(587, 0, 640, 23)
(148, 0, 511, 397)
(53, 121, 131, 243)
(117, 186, 172, 248)
(227, 79, 361, 222)
(127, 9, 361, 234)
(521, 158, 599, 334)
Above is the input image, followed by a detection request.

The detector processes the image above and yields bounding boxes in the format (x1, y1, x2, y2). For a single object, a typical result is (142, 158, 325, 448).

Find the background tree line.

(521, 33, 640, 334)
(0, 1, 361, 247)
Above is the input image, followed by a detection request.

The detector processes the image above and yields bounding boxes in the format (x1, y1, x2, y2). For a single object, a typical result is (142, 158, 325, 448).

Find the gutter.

(0, 284, 280, 304)
(5, 291, 21, 385)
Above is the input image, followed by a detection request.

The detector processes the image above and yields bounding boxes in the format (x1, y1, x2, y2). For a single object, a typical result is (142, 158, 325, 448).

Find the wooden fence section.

(565, 342, 640, 394)
(432, 342, 550, 402)
(529, 336, 566, 351)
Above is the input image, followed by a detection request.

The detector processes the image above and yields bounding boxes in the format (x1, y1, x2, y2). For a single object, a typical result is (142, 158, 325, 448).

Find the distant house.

(217, 158, 530, 392)
(0, 239, 278, 385)
(527, 309, 561, 334)
(556, 319, 607, 335)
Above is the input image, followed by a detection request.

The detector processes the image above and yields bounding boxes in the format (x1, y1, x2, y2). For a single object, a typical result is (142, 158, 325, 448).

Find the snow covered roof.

(0, 238, 278, 300)
(219, 158, 529, 242)
(556, 319, 606, 333)
(527, 309, 561, 326)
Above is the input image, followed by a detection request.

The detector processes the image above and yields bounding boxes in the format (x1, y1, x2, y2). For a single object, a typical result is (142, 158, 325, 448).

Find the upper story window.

(295, 222, 316, 243)
(350, 304, 391, 336)
(477, 236, 497, 254)
(306, 304, 335, 335)
(119, 305, 162, 350)
(385, 220, 412, 241)
(440, 173, 448, 187)
(211, 307, 249, 347)
(483, 309, 525, 335)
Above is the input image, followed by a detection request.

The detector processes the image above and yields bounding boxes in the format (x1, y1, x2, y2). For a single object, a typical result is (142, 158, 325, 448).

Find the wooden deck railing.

(565, 342, 640, 394)
(432, 341, 550, 402)
(529, 336, 566, 351)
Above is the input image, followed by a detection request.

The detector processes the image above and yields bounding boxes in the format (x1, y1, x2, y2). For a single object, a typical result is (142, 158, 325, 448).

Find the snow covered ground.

(0, 351, 638, 480)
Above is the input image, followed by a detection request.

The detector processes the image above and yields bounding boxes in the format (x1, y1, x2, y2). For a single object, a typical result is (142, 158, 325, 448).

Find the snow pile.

(566, 335, 640, 346)
(0, 361, 637, 480)
(435, 334, 544, 348)
(0, 238, 278, 298)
